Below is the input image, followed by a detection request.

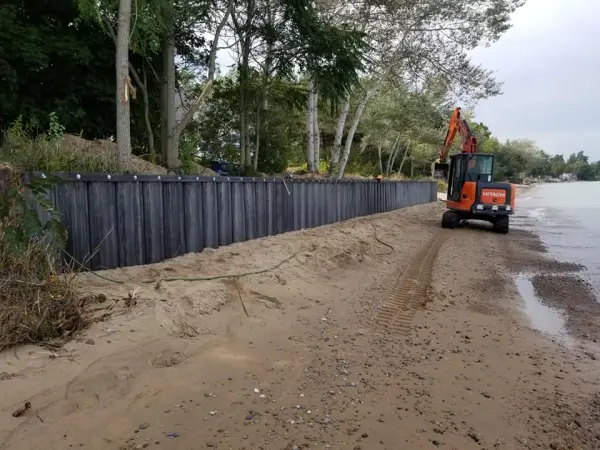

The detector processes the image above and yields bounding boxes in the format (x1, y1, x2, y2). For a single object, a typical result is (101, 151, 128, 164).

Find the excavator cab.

(442, 153, 515, 233)
(447, 153, 493, 201)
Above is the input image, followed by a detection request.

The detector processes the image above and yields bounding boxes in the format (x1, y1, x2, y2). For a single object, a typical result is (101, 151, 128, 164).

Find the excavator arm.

(432, 107, 478, 179)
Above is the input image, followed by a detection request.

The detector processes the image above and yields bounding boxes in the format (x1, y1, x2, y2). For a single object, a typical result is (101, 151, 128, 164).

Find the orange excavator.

(433, 107, 515, 233)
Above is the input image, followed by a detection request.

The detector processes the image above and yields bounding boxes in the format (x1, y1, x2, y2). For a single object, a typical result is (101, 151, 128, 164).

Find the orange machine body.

(436, 107, 515, 233)
(447, 182, 516, 212)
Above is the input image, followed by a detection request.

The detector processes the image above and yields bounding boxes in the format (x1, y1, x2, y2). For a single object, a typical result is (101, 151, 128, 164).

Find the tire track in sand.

(374, 231, 448, 335)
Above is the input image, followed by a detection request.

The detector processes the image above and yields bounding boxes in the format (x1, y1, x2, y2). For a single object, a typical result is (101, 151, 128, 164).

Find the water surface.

(514, 181, 600, 293)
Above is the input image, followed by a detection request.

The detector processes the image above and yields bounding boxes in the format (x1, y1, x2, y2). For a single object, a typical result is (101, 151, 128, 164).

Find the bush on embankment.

(0, 114, 216, 176)
(0, 170, 90, 350)
(437, 179, 448, 192)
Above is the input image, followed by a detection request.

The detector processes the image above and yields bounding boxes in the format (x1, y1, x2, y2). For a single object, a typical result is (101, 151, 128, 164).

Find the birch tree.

(161, 0, 233, 169)
(226, 0, 364, 171)
(325, 0, 524, 179)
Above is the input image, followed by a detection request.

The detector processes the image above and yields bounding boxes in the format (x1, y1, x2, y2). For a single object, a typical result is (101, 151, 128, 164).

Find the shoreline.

(0, 203, 599, 449)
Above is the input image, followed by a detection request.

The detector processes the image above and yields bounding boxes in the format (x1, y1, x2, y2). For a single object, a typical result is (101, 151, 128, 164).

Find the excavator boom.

(432, 107, 478, 179)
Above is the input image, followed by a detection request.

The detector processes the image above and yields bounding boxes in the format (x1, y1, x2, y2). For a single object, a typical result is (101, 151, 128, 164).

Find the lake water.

(513, 182, 600, 342)
(514, 181, 600, 293)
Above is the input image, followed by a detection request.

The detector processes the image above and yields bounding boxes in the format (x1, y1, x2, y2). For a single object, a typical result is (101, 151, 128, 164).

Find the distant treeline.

(469, 123, 599, 182)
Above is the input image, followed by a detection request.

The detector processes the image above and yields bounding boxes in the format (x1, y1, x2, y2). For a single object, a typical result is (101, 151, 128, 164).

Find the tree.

(160, 0, 232, 170)
(325, 0, 524, 179)
(227, 0, 365, 171)
(115, 0, 133, 169)
(194, 72, 305, 173)
(0, 0, 118, 137)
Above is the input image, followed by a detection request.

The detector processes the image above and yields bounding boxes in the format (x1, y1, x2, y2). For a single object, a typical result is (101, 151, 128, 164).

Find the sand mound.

(60, 135, 216, 176)
(71, 206, 433, 339)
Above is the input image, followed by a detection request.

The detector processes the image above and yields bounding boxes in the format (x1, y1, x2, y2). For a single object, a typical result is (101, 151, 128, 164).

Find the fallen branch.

(143, 250, 302, 284)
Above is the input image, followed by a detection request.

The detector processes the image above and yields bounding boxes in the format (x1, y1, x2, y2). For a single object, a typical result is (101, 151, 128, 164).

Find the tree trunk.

(386, 135, 400, 176)
(306, 79, 315, 173)
(244, 97, 251, 166)
(377, 141, 383, 175)
(141, 65, 155, 160)
(239, 80, 246, 166)
(397, 140, 410, 176)
(328, 96, 349, 177)
(388, 143, 401, 176)
(254, 102, 261, 171)
(312, 91, 320, 172)
(161, 0, 178, 169)
(239, 37, 251, 167)
(336, 91, 371, 180)
(115, 0, 132, 170)
(171, 0, 231, 146)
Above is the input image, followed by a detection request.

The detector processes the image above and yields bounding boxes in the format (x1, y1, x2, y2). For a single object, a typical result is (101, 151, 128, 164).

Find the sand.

(1, 202, 599, 450)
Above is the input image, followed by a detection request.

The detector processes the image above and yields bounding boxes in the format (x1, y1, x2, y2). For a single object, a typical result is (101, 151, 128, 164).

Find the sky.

(471, 0, 600, 159)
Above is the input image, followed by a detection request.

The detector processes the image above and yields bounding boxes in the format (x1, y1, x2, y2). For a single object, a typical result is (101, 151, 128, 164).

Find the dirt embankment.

(0, 202, 599, 450)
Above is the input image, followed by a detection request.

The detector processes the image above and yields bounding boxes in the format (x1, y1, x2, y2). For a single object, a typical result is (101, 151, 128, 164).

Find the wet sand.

(0, 202, 599, 449)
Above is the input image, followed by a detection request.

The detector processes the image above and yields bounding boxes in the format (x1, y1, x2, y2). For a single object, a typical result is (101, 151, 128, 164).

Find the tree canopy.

(1, 0, 598, 181)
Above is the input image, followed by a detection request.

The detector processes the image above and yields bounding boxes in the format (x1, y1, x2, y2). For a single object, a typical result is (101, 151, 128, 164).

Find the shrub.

(0, 114, 120, 173)
(437, 179, 448, 192)
(0, 172, 90, 350)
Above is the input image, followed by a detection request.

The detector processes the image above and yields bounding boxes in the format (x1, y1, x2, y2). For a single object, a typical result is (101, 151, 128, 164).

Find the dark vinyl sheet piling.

(292, 182, 301, 231)
(183, 182, 204, 254)
(142, 182, 165, 264)
(163, 182, 186, 259)
(244, 182, 257, 241)
(217, 181, 232, 246)
(37, 173, 435, 270)
(255, 182, 267, 238)
(202, 182, 218, 248)
(88, 182, 119, 270)
(116, 181, 145, 267)
(56, 181, 91, 267)
(266, 182, 275, 236)
(231, 181, 246, 244)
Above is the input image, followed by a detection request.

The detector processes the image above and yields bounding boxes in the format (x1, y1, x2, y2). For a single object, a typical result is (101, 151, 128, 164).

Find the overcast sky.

(471, 0, 599, 159)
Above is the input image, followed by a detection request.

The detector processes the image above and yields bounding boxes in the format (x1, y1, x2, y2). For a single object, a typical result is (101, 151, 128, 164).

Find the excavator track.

(374, 231, 447, 335)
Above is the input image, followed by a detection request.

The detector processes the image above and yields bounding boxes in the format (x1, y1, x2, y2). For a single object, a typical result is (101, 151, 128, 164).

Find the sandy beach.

(1, 201, 599, 450)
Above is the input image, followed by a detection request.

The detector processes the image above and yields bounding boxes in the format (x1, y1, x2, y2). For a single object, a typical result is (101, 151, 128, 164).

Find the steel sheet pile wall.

(37, 173, 436, 270)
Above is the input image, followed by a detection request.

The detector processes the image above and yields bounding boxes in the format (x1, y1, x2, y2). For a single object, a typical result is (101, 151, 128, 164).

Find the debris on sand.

(12, 402, 31, 418)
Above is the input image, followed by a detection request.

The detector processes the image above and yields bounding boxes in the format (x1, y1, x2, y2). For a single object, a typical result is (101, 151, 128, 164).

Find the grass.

(0, 237, 90, 350)
(0, 160, 91, 350)
(0, 131, 121, 174)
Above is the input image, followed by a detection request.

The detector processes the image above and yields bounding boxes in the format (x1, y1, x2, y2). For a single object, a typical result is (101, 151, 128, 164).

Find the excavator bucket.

(432, 162, 449, 180)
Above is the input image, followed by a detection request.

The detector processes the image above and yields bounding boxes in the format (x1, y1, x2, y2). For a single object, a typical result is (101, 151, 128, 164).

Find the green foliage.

(437, 179, 448, 193)
(479, 139, 600, 182)
(1, 0, 594, 182)
(0, 175, 66, 258)
(179, 136, 201, 175)
(47, 112, 66, 140)
(0, 172, 89, 350)
(193, 74, 305, 173)
(0, 0, 118, 137)
(0, 115, 120, 173)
